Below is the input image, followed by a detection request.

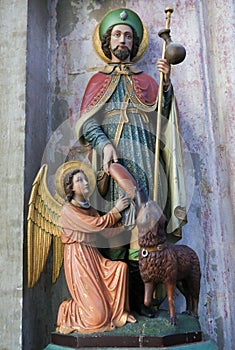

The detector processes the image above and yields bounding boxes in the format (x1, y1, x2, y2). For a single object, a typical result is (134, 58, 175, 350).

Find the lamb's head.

(136, 200, 166, 247)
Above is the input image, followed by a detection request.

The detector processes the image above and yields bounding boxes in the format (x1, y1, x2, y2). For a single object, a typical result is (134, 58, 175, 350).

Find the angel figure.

(27, 160, 137, 335)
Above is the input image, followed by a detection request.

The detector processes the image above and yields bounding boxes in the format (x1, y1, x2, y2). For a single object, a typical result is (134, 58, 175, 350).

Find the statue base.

(45, 310, 218, 349)
(45, 342, 217, 350)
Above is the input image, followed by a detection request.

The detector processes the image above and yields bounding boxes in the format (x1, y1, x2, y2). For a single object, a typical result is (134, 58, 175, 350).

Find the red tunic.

(56, 202, 130, 334)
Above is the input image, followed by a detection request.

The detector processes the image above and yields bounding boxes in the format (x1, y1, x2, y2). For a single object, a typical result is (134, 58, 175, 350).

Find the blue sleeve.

(82, 118, 111, 155)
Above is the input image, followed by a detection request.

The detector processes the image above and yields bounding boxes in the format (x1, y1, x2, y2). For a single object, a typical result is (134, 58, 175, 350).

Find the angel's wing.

(27, 164, 63, 288)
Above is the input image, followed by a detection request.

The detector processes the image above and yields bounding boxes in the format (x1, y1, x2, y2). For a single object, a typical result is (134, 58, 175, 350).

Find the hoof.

(169, 316, 177, 325)
(140, 304, 156, 318)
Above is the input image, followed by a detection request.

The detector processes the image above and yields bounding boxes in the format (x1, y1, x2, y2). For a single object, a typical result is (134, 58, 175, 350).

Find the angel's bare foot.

(127, 314, 137, 323)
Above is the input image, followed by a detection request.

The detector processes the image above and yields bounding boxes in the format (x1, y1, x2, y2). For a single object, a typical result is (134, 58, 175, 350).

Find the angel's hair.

(64, 169, 88, 202)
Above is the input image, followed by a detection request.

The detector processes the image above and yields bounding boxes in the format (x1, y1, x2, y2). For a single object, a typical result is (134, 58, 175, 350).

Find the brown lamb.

(137, 200, 201, 325)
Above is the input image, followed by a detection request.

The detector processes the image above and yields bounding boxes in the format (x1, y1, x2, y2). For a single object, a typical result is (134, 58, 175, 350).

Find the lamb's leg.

(177, 280, 192, 315)
(144, 281, 154, 306)
(192, 297, 199, 317)
(165, 282, 177, 325)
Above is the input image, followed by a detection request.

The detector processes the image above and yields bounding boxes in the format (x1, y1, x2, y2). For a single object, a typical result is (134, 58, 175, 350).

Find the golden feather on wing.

(27, 164, 63, 288)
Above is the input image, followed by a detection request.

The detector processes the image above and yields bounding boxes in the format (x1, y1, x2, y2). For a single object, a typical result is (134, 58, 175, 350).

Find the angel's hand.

(115, 195, 130, 212)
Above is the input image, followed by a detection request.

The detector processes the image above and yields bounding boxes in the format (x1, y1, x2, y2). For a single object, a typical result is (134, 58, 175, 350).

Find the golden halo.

(92, 19, 149, 63)
(54, 161, 96, 202)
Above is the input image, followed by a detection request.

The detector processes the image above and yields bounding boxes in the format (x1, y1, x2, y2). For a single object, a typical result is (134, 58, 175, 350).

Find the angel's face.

(72, 171, 90, 201)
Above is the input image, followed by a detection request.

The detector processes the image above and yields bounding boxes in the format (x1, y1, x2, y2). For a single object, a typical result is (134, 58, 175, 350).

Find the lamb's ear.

(162, 215, 168, 232)
(134, 187, 148, 210)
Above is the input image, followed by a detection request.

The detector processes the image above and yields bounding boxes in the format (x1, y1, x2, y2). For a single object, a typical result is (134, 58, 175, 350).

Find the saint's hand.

(103, 143, 118, 174)
(157, 58, 171, 89)
(115, 196, 130, 212)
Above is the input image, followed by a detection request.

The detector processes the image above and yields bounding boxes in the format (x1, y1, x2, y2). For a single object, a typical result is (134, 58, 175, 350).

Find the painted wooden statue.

(27, 8, 195, 335)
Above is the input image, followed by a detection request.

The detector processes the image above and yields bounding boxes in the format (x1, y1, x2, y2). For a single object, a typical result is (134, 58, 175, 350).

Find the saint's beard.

(111, 46, 131, 61)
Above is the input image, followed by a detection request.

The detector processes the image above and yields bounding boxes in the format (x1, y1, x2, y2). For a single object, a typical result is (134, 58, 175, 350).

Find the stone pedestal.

(45, 341, 217, 350)
(44, 311, 218, 349)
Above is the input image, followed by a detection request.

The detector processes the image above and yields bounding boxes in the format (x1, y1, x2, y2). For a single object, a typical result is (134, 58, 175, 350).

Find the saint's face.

(72, 171, 90, 201)
(110, 24, 133, 62)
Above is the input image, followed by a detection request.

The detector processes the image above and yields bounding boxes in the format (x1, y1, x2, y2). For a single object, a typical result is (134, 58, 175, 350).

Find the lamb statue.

(137, 200, 201, 325)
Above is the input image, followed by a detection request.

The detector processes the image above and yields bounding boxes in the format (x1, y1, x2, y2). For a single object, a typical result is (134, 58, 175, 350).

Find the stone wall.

(0, 0, 27, 349)
(44, 1, 235, 349)
(23, 0, 69, 349)
(1, 0, 235, 349)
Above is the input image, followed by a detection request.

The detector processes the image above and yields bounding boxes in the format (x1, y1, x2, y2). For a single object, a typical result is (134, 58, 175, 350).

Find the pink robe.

(56, 202, 129, 334)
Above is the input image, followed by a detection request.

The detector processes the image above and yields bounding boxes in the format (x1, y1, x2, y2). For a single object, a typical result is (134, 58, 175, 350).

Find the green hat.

(99, 8, 143, 42)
